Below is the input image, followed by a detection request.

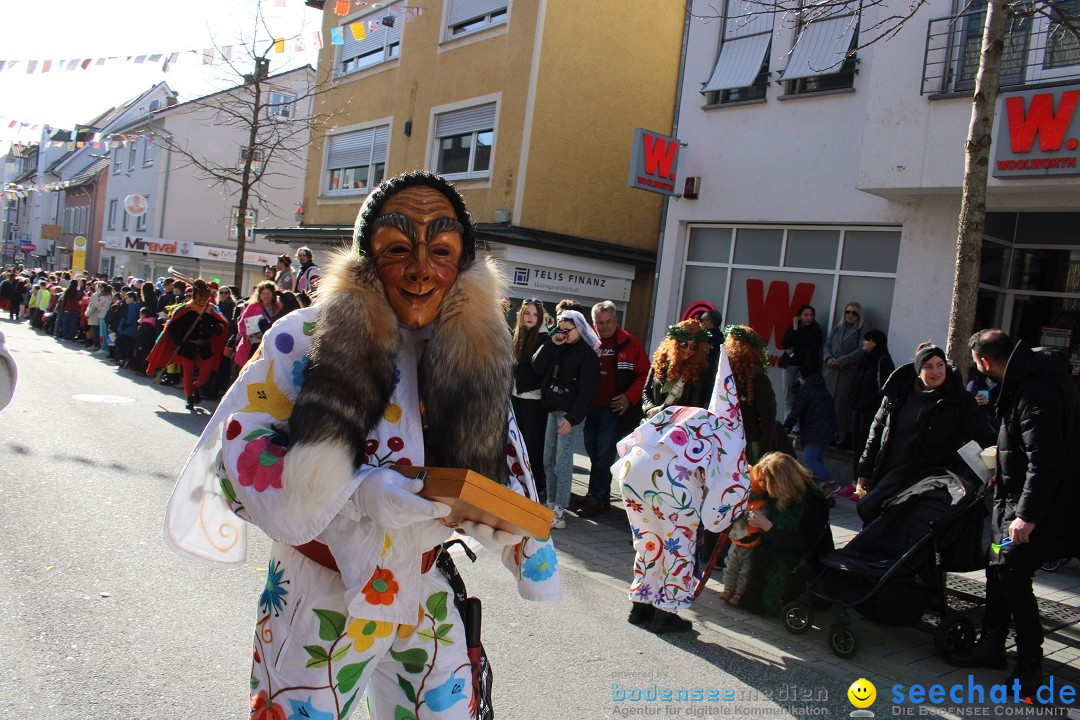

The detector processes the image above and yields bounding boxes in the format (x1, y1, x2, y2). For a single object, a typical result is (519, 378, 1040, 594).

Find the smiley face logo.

(847, 678, 876, 709)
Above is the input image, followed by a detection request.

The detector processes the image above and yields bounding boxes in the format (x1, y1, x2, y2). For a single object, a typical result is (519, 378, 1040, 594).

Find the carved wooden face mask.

(370, 186, 464, 328)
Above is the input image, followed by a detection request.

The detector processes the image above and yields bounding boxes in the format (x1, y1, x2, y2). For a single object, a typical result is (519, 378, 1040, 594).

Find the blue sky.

(0, 0, 322, 153)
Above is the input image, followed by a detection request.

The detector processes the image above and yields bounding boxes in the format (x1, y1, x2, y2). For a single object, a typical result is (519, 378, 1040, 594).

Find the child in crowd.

(132, 307, 159, 374)
(719, 465, 768, 607)
(782, 365, 840, 494)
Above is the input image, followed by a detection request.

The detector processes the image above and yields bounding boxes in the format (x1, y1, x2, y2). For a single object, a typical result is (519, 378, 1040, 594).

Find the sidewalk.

(549, 444, 1080, 703)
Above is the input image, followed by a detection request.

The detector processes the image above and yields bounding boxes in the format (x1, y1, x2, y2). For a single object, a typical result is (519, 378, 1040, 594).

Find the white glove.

(352, 468, 451, 530)
(456, 520, 523, 554)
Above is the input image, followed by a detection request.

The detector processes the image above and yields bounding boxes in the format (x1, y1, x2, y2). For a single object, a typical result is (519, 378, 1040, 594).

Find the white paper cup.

(980, 447, 997, 470)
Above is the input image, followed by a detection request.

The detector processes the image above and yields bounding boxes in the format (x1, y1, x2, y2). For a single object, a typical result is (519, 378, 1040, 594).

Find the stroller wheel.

(828, 626, 859, 659)
(781, 601, 814, 635)
(1040, 558, 1067, 572)
(934, 613, 977, 656)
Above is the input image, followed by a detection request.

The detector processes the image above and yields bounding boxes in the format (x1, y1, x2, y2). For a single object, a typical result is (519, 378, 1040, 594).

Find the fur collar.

(284, 250, 513, 510)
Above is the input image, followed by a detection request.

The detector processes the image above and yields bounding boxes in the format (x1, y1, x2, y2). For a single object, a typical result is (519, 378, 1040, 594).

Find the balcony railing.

(922, 8, 1080, 96)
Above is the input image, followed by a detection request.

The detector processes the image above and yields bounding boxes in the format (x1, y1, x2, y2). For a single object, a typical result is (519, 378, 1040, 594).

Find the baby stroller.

(780, 471, 988, 659)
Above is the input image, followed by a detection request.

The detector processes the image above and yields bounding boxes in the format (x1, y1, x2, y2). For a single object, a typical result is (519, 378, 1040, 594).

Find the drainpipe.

(647, 3, 694, 350)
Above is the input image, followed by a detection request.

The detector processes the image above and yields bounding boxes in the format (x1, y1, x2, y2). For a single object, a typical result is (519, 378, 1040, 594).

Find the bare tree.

(124, 9, 341, 286)
(700, 0, 1080, 377)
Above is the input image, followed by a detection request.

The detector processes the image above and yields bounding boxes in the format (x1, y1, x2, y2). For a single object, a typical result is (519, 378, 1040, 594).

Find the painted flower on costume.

(522, 545, 557, 582)
(424, 671, 468, 712)
(291, 356, 309, 388)
(361, 567, 399, 606)
(259, 558, 289, 617)
(236, 432, 286, 492)
(286, 698, 333, 720)
(346, 618, 394, 653)
(250, 690, 286, 720)
(397, 603, 426, 639)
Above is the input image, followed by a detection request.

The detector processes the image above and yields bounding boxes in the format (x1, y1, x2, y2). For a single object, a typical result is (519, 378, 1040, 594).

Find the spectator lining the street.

(779, 304, 824, 417)
(783, 365, 839, 492)
(294, 246, 321, 294)
(511, 298, 550, 503)
(824, 301, 868, 450)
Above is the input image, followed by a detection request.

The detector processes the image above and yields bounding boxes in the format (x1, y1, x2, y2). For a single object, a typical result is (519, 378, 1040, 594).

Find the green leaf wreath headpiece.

(666, 324, 710, 343)
(723, 324, 771, 373)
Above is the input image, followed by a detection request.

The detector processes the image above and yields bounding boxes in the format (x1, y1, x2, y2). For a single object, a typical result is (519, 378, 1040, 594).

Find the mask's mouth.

(400, 288, 435, 301)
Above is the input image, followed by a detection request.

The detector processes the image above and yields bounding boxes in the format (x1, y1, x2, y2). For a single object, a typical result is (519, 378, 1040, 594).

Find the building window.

(112, 149, 123, 175)
(230, 207, 257, 241)
(703, 0, 773, 104)
(782, 8, 858, 94)
(240, 148, 264, 175)
(446, 0, 507, 39)
(324, 124, 389, 195)
(432, 102, 495, 180)
(127, 143, 138, 171)
(267, 90, 296, 120)
(338, 3, 403, 76)
(108, 199, 118, 230)
(143, 137, 155, 166)
(136, 197, 149, 232)
(121, 207, 129, 231)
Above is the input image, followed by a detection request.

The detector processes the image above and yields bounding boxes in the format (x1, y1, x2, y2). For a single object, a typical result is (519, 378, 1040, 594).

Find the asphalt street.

(0, 319, 862, 719)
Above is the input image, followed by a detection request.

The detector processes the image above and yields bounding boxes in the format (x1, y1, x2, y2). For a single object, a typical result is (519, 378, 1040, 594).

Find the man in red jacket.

(579, 300, 649, 516)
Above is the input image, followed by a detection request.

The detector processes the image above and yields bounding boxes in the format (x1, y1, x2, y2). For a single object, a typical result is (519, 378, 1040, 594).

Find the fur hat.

(352, 170, 477, 268)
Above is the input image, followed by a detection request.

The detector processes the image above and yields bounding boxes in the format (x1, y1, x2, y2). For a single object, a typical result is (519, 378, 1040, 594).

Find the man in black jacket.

(950, 330, 1080, 694)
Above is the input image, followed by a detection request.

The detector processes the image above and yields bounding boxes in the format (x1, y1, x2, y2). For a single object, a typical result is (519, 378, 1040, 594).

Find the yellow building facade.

(280, 0, 686, 336)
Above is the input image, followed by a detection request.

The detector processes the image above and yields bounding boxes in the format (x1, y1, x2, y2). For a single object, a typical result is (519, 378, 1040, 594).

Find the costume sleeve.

(219, 311, 365, 545)
(503, 410, 561, 601)
(1015, 385, 1067, 524)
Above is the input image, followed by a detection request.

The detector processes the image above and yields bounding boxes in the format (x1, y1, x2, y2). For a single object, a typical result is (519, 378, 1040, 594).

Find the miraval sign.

(993, 85, 1080, 177)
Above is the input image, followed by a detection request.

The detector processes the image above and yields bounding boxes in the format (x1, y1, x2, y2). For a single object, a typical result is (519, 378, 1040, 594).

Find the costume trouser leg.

(983, 564, 1043, 661)
(178, 356, 214, 396)
(619, 446, 704, 611)
(583, 407, 619, 505)
(249, 543, 473, 720)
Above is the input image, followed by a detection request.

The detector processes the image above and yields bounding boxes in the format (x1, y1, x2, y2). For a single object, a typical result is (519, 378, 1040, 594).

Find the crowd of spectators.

(0, 246, 321, 409)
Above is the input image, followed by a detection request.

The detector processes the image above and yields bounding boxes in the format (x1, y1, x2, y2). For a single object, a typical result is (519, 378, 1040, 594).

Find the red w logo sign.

(745, 279, 816, 351)
(1006, 90, 1080, 153)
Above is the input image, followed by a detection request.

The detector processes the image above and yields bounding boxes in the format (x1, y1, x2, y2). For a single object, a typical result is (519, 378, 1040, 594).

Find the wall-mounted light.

(294, 203, 304, 223)
(404, 120, 412, 137)
(382, 14, 395, 28)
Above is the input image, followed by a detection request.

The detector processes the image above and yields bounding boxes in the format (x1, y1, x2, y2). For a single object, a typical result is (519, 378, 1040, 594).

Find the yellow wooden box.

(393, 465, 554, 540)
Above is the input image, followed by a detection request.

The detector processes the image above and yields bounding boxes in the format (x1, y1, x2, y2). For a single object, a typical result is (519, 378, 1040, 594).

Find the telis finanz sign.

(628, 128, 682, 196)
(994, 85, 1080, 177)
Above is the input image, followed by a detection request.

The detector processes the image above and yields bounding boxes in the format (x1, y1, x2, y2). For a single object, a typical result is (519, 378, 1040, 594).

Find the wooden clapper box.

(393, 466, 554, 540)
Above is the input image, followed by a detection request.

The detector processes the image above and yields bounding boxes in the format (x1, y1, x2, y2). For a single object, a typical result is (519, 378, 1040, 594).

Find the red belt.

(293, 541, 441, 575)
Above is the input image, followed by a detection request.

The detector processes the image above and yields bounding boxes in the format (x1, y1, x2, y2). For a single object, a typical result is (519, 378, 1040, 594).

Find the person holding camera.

(234, 280, 280, 369)
(532, 310, 600, 529)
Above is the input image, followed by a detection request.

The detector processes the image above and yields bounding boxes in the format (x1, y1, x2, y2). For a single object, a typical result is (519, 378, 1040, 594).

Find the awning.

(781, 16, 857, 81)
(257, 223, 656, 267)
(702, 34, 771, 92)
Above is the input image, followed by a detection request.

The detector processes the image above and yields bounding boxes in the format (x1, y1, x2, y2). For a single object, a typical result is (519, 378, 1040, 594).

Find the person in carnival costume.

(164, 171, 560, 720)
(615, 339, 750, 633)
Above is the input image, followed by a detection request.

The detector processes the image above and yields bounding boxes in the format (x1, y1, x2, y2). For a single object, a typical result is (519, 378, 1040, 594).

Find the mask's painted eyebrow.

(372, 212, 417, 243)
(426, 216, 464, 239)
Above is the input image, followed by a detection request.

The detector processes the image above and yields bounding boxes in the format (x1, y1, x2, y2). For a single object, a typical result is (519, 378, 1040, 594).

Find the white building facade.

(655, 0, 1080, 384)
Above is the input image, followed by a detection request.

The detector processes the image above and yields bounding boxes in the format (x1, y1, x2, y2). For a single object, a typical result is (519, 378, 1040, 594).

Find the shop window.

(785, 229, 839, 269)
(446, 0, 507, 39)
(782, 8, 858, 95)
(338, 3, 403, 76)
(432, 102, 495, 180)
(686, 227, 733, 262)
(840, 230, 901, 273)
(733, 228, 783, 265)
(324, 124, 390, 195)
(703, 0, 772, 105)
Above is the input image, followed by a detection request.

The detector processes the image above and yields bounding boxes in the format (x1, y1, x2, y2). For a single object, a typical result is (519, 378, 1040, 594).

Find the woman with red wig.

(641, 319, 712, 418)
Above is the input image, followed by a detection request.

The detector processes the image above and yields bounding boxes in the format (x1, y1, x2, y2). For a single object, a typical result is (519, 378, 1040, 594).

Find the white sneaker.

(551, 505, 566, 530)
